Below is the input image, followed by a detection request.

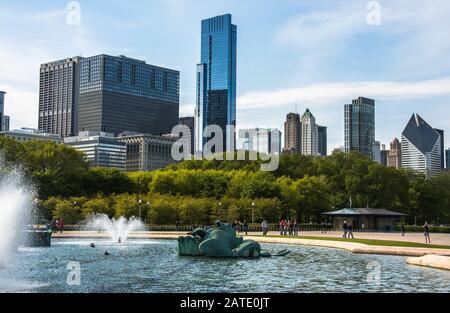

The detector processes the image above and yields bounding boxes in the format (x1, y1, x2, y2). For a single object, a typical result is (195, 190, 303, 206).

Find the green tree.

(23, 141, 89, 199)
(82, 196, 114, 218)
(83, 167, 133, 195)
(52, 198, 82, 224)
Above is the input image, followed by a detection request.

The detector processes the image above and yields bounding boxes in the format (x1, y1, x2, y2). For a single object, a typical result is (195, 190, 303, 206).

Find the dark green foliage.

(1, 136, 449, 225)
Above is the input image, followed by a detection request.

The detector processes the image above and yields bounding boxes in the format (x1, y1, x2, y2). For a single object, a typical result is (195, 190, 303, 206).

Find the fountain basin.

(22, 230, 52, 247)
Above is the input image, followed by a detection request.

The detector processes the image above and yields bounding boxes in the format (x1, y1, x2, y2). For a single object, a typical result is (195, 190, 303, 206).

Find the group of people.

(50, 218, 65, 233)
(342, 221, 354, 238)
(278, 219, 299, 236)
(231, 221, 249, 235)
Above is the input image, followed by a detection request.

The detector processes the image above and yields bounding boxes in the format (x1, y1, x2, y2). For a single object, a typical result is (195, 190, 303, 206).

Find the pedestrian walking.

(401, 224, 405, 236)
(288, 220, 294, 236)
(347, 223, 354, 239)
(58, 218, 64, 234)
(243, 221, 249, 235)
(342, 221, 348, 238)
(261, 220, 269, 235)
(423, 222, 431, 244)
(321, 221, 327, 234)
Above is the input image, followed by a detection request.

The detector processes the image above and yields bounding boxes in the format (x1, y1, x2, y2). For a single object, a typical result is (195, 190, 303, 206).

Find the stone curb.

(405, 255, 450, 271)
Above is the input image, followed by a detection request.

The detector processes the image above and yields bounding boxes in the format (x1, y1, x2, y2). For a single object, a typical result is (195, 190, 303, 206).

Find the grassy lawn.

(250, 234, 450, 250)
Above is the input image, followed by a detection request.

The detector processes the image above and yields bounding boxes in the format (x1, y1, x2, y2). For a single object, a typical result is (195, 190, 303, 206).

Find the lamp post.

(251, 201, 255, 225)
(138, 199, 142, 219)
(218, 202, 222, 219)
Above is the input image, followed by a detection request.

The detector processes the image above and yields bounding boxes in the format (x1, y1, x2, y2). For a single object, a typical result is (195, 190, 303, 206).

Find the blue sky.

(1, 0, 450, 152)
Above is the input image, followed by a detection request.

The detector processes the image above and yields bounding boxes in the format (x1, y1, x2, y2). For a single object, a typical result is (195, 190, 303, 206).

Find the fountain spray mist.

(0, 165, 36, 263)
(86, 214, 146, 243)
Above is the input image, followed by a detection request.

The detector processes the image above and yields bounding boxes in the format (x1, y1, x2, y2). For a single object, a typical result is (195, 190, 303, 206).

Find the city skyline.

(1, 1, 450, 154)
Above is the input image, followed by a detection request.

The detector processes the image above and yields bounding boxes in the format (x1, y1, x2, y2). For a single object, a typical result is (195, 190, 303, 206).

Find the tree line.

(1, 137, 449, 225)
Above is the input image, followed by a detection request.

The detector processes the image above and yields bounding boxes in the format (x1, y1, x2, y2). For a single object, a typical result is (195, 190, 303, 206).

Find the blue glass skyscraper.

(0, 91, 5, 131)
(195, 14, 237, 152)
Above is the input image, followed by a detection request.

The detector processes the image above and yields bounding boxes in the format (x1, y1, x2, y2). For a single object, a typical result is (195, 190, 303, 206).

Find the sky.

(0, 0, 450, 153)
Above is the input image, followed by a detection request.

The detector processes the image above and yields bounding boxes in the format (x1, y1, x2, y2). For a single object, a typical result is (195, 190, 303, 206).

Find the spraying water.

(86, 214, 145, 243)
(0, 168, 35, 263)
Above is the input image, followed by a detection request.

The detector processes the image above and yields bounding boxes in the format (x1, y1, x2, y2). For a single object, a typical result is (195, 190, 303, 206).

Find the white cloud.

(237, 77, 450, 110)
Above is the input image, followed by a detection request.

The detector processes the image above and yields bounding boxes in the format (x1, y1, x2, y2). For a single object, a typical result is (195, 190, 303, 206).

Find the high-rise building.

(401, 113, 442, 177)
(373, 141, 381, 163)
(2, 115, 10, 131)
(195, 14, 237, 152)
(434, 129, 445, 170)
(64, 131, 126, 170)
(237, 128, 281, 155)
(117, 133, 178, 172)
(446, 148, 450, 169)
(344, 97, 375, 160)
(77, 55, 179, 136)
(388, 138, 401, 169)
(301, 109, 319, 156)
(380, 144, 389, 166)
(178, 116, 195, 156)
(318, 126, 327, 156)
(284, 112, 301, 153)
(39, 57, 81, 138)
(0, 91, 6, 132)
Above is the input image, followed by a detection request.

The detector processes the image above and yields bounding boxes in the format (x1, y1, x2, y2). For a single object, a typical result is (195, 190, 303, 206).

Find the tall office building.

(388, 138, 401, 169)
(117, 133, 178, 171)
(434, 129, 445, 170)
(301, 109, 319, 156)
(237, 128, 281, 154)
(373, 141, 381, 163)
(318, 126, 327, 156)
(195, 14, 237, 152)
(39, 57, 81, 138)
(2, 115, 10, 131)
(344, 97, 375, 160)
(446, 148, 450, 169)
(178, 116, 195, 155)
(284, 112, 301, 153)
(77, 55, 179, 135)
(380, 144, 389, 166)
(401, 113, 442, 177)
(0, 91, 5, 132)
(65, 131, 126, 170)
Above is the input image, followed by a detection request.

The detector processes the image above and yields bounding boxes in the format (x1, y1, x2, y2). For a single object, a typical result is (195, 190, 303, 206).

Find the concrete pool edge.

(405, 255, 450, 271)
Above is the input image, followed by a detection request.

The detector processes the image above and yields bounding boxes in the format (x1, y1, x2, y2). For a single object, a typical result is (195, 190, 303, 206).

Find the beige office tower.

(388, 137, 402, 169)
(283, 112, 301, 153)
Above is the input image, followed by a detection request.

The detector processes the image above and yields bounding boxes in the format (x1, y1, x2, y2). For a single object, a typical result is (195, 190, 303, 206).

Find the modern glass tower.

(77, 55, 179, 135)
(401, 113, 442, 177)
(237, 128, 281, 155)
(434, 128, 445, 170)
(195, 14, 237, 152)
(344, 97, 375, 159)
(318, 125, 327, 156)
(446, 148, 450, 169)
(0, 91, 5, 132)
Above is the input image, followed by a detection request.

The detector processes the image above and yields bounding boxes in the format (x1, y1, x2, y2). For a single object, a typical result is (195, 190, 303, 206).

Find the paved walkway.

(252, 230, 450, 246)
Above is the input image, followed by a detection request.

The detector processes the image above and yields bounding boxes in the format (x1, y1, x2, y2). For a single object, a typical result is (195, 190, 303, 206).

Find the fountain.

(86, 214, 145, 243)
(0, 167, 36, 263)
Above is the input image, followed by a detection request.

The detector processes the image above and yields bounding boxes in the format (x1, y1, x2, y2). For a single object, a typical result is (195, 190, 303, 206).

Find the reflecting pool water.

(1, 238, 449, 293)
